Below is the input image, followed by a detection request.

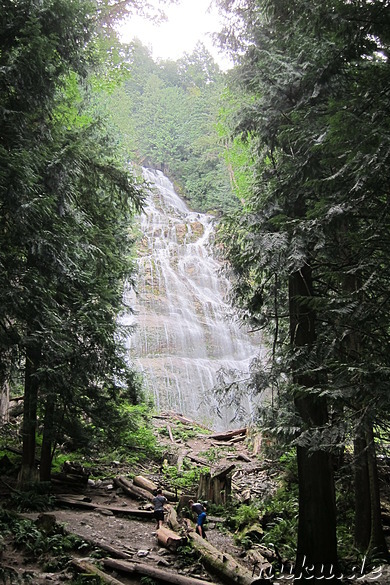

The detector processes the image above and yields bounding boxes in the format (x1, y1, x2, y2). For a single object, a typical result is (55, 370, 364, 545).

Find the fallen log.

(166, 504, 181, 532)
(55, 496, 153, 518)
(188, 531, 263, 585)
(113, 476, 154, 501)
(104, 558, 217, 585)
(123, 475, 177, 502)
(51, 472, 89, 486)
(71, 559, 125, 585)
(226, 453, 252, 463)
(237, 453, 252, 462)
(230, 435, 247, 444)
(133, 474, 158, 492)
(187, 454, 208, 466)
(167, 423, 175, 442)
(165, 411, 210, 430)
(208, 428, 247, 441)
(157, 526, 187, 551)
(67, 531, 134, 559)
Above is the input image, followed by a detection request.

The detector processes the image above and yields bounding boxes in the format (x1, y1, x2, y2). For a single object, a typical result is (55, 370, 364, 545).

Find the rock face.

(122, 168, 266, 430)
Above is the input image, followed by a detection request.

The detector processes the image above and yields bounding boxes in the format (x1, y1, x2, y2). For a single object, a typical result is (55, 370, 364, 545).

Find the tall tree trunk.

(354, 427, 371, 551)
(18, 342, 41, 485)
(365, 424, 388, 559)
(40, 393, 56, 482)
(289, 265, 338, 582)
(0, 345, 12, 425)
(0, 373, 10, 425)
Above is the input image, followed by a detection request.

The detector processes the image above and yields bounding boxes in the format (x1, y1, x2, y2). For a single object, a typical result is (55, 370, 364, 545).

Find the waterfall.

(122, 168, 265, 430)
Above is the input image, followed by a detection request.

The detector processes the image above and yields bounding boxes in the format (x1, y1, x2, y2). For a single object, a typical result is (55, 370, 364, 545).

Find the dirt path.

(2, 414, 266, 584)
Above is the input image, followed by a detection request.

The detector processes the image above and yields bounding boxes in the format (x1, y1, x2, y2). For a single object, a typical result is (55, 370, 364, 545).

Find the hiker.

(153, 488, 167, 530)
(188, 499, 204, 520)
(196, 507, 207, 539)
(188, 499, 207, 538)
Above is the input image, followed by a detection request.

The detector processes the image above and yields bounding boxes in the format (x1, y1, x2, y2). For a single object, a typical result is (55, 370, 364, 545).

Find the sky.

(116, 0, 232, 70)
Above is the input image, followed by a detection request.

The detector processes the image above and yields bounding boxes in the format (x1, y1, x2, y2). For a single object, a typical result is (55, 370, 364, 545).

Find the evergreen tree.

(216, 0, 390, 577)
(0, 0, 144, 483)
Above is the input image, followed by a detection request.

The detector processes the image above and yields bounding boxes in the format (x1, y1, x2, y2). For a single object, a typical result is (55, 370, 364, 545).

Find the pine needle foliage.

(216, 0, 390, 572)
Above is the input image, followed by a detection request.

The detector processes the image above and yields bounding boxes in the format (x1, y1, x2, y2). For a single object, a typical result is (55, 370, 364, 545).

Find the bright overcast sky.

(116, 0, 232, 69)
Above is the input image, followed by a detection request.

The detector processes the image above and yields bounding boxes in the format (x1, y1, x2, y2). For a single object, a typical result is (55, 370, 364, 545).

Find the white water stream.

(122, 168, 265, 430)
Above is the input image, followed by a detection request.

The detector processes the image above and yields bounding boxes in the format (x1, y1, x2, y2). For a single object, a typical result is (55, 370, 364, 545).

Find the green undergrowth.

(0, 508, 88, 574)
(157, 420, 209, 443)
(222, 450, 299, 560)
(162, 460, 208, 493)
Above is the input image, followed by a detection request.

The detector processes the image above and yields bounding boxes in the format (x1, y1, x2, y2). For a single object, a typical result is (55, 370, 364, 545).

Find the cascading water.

(122, 168, 265, 430)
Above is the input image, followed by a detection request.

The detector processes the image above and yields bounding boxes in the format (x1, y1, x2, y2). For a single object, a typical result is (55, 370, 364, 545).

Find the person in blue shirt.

(195, 508, 207, 539)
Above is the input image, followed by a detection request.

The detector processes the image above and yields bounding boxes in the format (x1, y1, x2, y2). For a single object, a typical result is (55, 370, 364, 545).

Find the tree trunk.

(55, 496, 153, 518)
(72, 559, 126, 585)
(365, 424, 388, 559)
(166, 503, 181, 531)
(289, 265, 338, 582)
(133, 474, 158, 492)
(197, 464, 234, 505)
(19, 342, 41, 485)
(40, 392, 56, 482)
(354, 426, 371, 551)
(208, 427, 247, 441)
(113, 476, 154, 501)
(0, 371, 10, 425)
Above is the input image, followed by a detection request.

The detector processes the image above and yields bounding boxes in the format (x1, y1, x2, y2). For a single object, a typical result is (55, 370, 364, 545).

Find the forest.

(1, 1, 390, 584)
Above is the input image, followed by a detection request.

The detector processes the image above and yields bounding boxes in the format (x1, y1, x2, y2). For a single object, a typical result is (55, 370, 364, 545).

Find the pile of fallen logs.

(113, 474, 176, 502)
(65, 469, 271, 585)
(232, 467, 278, 503)
(72, 518, 268, 585)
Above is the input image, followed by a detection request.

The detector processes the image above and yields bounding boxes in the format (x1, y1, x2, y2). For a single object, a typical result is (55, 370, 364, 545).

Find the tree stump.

(197, 464, 234, 505)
